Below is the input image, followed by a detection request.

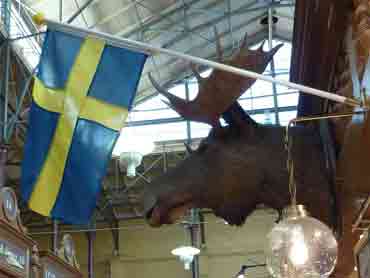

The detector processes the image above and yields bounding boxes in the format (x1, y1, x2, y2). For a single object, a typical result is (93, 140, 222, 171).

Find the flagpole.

(34, 15, 363, 108)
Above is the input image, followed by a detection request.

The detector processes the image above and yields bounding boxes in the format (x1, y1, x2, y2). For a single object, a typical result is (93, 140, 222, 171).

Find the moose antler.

(149, 32, 283, 126)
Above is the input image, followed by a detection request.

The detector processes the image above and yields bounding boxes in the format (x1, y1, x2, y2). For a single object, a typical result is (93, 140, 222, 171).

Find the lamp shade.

(171, 246, 200, 270)
(265, 205, 338, 278)
(119, 152, 143, 177)
(114, 130, 155, 176)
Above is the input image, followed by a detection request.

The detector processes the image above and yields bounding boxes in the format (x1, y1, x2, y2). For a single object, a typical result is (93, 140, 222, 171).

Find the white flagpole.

(35, 15, 363, 108)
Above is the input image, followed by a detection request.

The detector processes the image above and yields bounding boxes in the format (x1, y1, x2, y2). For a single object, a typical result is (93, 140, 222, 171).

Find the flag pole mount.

(32, 13, 47, 27)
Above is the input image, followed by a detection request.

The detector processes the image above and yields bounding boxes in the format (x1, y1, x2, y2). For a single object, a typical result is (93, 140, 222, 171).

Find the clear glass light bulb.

(289, 233, 308, 266)
(265, 205, 338, 278)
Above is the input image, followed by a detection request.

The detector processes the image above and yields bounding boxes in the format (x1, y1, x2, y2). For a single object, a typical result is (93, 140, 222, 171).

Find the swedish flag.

(21, 29, 147, 224)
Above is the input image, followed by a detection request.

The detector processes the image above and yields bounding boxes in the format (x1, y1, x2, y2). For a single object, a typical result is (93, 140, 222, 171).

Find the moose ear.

(222, 102, 258, 132)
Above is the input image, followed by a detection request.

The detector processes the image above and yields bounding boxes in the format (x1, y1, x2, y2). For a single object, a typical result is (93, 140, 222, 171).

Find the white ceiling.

(24, 0, 295, 104)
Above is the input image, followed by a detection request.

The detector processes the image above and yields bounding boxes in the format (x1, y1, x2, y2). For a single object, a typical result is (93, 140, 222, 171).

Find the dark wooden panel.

(290, 0, 352, 116)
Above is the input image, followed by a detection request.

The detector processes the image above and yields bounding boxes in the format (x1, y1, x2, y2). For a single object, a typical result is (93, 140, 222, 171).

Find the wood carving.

(38, 234, 81, 278)
(329, 3, 370, 277)
(31, 245, 42, 278)
(0, 187, 40, 278)
(57, 234, 80, 270)
(39, 250, 82, 278)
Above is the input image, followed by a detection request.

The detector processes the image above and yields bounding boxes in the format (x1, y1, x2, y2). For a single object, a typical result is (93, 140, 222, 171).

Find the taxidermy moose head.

(142, 32, 356, 277)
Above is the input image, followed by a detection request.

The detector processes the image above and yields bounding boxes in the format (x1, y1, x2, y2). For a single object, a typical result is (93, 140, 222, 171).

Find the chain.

(283, 109, 368, 207)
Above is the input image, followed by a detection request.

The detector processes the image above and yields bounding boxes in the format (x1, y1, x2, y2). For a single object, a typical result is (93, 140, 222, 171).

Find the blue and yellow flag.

(21, 29, 147, 224)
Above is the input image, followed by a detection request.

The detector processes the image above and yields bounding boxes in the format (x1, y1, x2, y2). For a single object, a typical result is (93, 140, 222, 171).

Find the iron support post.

(184, 77, 199, 278)
(0, 146, 7, 187)
(268, 8, 280, 125)
(52, 220, 58, 254)
(87, 231, 95, 278)
(2, 0, 10, 34)
(59, 0, 63, 22)
(189, 209, 200, 278)
(199, 212, 206, 248)
(111, 219, 119, 256)
(185, 80, 192, 145)
(3, 41, 10, 142)
(7, 71, 34, 140)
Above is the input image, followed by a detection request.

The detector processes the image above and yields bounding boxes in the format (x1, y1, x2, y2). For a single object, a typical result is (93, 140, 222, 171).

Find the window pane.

(130, 95, 179, 121)
(201, 69, 213, 78)
(134, 95, 168, 111)
(169, 84, 185, 98)
(240, 96, 275, 110)
(278, 93, 299, 107)
(251, 112, 276, 125)
(188, 82, 199, 100)
(191, 122, 211, 138)
(279, 110, 297, 126)
(129, 109, 179, 121)
(113, 122, 188, 155)
(273, 41, 292, 70)
(241, 79, 273, 98)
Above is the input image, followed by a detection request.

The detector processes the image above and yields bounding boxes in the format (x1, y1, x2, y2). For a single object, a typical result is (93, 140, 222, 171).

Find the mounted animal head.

(142, 34, 332, 228)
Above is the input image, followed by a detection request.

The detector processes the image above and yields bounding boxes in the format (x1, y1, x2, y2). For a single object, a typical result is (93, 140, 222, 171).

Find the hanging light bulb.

(265, 205, 338, 278)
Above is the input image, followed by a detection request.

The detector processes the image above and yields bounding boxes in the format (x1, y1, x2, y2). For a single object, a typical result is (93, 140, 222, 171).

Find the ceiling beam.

(161, 0, 259, 49)
(89, 0, 146, 29)
(115, 0, 205, 37)
(136, 0, 254, 43)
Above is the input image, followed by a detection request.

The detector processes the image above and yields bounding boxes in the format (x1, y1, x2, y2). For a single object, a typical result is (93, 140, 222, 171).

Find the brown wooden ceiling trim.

(290, 0, 352, 116)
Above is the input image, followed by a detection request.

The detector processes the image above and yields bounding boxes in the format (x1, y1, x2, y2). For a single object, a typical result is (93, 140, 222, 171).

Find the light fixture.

(171, 246, 200, 270)
(265, 205, 338, 278)
(119, 152, 144, 177)
(265, 120, 338, 278)
(114, 130, 155, 177)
